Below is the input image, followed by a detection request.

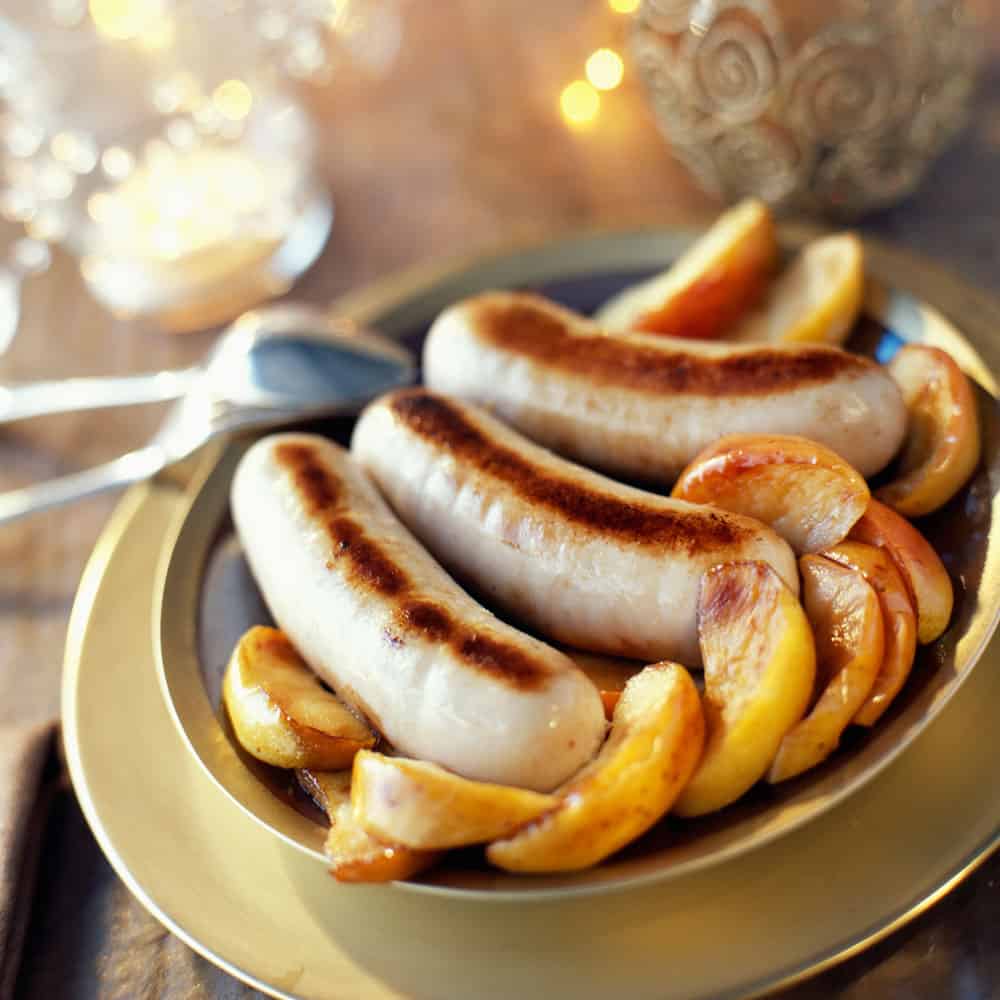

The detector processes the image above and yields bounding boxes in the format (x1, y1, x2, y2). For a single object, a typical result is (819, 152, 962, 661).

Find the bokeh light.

(608, 0, 640, 13)
(89, 0, 162, 40)
(585, 48, 624, 90)
(560, 80, 601, 127)
(213, 79, 254, 121)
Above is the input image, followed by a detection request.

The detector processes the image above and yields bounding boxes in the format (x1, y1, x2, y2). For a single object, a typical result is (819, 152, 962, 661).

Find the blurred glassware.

(0, 0, 336, 333)
(630, 0, 982, 218)
(0, 235, 50, 353)
(256, 0, 403, 84)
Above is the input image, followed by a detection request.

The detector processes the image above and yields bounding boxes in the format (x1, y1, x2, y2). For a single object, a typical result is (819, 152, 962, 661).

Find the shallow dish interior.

(156, 229, 1000, 898)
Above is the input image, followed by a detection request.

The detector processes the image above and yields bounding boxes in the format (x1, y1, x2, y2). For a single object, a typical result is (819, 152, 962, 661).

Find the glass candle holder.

(0, 1, 333, 331)
(630, 0, 982, 218)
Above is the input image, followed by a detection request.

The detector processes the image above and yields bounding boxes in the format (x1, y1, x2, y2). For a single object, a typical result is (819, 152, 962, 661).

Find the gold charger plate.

(65, 228, 1000, 998)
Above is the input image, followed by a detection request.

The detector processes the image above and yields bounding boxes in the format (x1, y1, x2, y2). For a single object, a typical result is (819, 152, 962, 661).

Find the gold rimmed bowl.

(154, 225, 1000, 898)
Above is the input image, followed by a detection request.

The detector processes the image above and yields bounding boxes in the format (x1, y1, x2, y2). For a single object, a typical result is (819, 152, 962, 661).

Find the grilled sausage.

(231, 433, 606, 791)
(352, 389, 798, 665)
(423, 292, 906, 482)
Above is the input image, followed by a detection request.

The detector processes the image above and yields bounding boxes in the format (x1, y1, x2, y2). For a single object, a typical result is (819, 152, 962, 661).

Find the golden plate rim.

(61, 413, 1000, 1000)
(62, 226, 1000, 1000)
(154, 225, 1000, 898)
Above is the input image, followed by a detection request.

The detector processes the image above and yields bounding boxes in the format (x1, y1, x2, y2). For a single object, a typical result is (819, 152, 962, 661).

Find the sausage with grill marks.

(351, 389, 799, 666)
(422, 292, 906, 482)
(231, 433, 606, 792)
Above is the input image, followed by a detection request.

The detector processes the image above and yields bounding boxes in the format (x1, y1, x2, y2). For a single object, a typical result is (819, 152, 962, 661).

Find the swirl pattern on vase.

(687, 12, 782, 123)
(631, 0, 981, 216)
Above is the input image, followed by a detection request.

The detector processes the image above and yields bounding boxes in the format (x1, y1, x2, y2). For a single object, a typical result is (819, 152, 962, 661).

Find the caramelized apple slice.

(821, 542, 918, 725)
(732, 233, 864, 346)
(849, 499, 953, 643)
(594, 199, 777, 339)
(487, 663, 704, 873)
(673, 562, 815, 817)
(877, 345, 981, 517)
(223, 626, 375, 770)
(351, 751, 558, 850)
(297, 769, 440, 883)
(768, 557, 883, 783)
(672, 434, 870, 554)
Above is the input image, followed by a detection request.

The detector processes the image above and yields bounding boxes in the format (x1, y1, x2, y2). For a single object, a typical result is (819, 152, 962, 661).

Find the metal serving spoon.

(0, 304, 416, 524)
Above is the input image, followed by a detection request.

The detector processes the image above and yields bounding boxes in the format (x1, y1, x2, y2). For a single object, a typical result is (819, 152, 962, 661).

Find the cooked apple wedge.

(223, 626, 375, 770)
(594, 198, 777, 339)
(487, 663, 704, 873)
(671, 434, 870, 554)
(849, 498, 953, 644)
(821, 541, 918, 726)
(351, 751, 558, 850)
(877, 344, 981, 517)
(730, 233, 864, 346)
(673, 562, 815, 817)
(767, 557, 883, 783)
(297, 769, 440, 883)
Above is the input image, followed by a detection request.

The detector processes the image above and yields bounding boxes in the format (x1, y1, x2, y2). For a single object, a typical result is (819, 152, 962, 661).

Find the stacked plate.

(64, 227, 1000, 1000)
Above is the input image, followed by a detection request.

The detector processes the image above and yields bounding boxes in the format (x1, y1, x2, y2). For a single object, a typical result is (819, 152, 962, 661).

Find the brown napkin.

(0, 720, 57, 1000)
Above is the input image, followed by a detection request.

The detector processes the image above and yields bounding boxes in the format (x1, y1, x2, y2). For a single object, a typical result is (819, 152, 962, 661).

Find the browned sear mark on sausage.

(274, 442, 339, 507)
(327, 516, 408, 596)
(458, 633, 552, 686)
(275, 442, 407, 596)
(273, 438, 550, 690)
(468, 293, 870, 395)
(396, 600, 453, 641)
(388, 390, 752, 553)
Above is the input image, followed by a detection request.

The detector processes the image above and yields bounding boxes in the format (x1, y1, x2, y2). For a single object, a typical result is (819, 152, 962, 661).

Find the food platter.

(157, 223, 1000, 895)
(64, 226, 1000, 997)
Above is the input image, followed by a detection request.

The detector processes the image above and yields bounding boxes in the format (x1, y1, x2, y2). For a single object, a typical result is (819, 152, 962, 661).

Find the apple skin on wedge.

(486, 662, 705, 873)
(223, 626, 375, 770)
(673, 562, 815, 818)
(767, 556, 883, 784)
(877, 344, 981, 518)
(849, 498, 953, 644)
(594, 198, 777, 340)
(297, 769, 440, 883)
(672, 433, 870, 555)
(821, 542, 918, 726)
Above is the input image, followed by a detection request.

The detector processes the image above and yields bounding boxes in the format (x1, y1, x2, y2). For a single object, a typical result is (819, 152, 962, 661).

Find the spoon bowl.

(192, 304, 416, 419)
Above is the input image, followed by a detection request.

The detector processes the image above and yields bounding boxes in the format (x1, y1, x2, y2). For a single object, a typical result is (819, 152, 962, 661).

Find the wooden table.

(5, 2, 1000, 996)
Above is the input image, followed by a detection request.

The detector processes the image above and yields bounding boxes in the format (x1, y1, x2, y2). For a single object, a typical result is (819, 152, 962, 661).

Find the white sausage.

(231, 433, 606, 792)
(351, 389, 799, 666)
(423, 292, 906, 481)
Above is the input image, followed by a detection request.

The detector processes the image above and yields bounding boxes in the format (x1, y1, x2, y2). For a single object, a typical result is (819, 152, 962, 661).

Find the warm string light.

(586, 48, 625, 90)
(559, 44, 626, 128)
(557, 0, 633, 128)
(560, 80, 601, 127)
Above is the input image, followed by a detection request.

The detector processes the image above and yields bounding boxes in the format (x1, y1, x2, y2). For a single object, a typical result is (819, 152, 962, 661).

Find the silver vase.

(631, 0, 982, 217)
